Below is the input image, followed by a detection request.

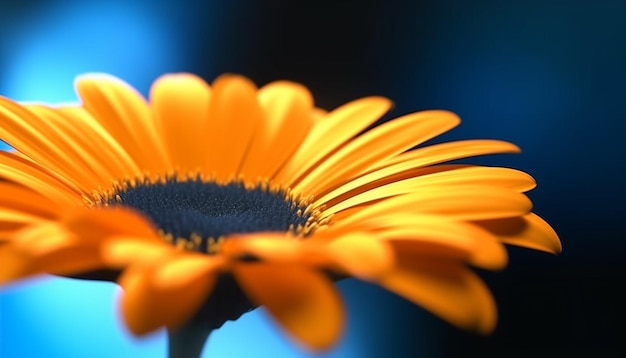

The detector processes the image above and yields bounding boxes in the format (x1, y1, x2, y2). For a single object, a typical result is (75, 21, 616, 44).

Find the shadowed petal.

(378, 260, 497, 334)
(119, 253, 222, 334)
(234, 262, 344, 351)
(0, 223, 101, 283)
(239, 80, 314, 182)
(473, 213, 561, 253)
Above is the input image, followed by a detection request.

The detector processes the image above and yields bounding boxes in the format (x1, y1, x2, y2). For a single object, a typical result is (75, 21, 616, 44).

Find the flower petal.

(63, 206, 162, 245)
(294, 110, 461, 196)
(0, 210, 50, 241)
(234, 262, 344, 351)
(76, 74, 169, 174)
(0, 151, 82, 206)
(0, 223, 101, 284)
(378, 260, 497, 334)
(205, 74, 262, 182)
(0, 182, 58, 220)
(239, 81, 314, 182)
(100, 238, 171, 268)
(321, 166, 537, 215)
(324, 233, 395, 279)
(221, 233, 331, 267)
(274, 96, 392, 187)
(26, 105, 137, 186)
(473, 213, 561, 253)
(364, 139, 521, 175)
(331, 214, 507, 270)
(0, 97, 109, 190)
(316, 164, 469, 209)
(333, 186, 533, 225)
(150, 73, 211, 175)
(119, 253, 222, 334)
(58, 106, 143, 178)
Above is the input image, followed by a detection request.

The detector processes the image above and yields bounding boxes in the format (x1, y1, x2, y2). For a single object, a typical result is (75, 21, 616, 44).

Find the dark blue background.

(1, 1, 624, 357)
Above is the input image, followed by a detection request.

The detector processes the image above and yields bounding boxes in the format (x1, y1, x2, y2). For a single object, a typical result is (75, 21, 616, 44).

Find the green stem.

(167, 319, 212, 358)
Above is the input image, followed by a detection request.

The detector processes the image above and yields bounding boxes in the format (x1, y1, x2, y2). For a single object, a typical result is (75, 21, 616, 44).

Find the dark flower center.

(106, 178, 313, 252)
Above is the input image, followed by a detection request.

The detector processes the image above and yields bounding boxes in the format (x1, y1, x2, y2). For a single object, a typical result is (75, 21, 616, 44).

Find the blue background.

(1, 0, 624, 357)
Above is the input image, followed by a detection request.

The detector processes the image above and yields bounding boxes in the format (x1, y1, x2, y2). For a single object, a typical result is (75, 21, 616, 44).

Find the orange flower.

(0, 73, 560, 351)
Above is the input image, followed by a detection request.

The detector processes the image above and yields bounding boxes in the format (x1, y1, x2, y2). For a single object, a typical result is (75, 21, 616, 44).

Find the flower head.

(0, 73, 560, 351)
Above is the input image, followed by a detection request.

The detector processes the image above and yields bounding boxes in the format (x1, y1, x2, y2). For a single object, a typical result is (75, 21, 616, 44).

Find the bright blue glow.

(0, 278, 165, 358)
(0, 278, 362, 357)
(0, 1, 182, 101)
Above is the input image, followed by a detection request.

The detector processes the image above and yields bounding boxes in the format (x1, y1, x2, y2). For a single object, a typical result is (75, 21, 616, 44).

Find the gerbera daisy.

(0, 73, 560, 357)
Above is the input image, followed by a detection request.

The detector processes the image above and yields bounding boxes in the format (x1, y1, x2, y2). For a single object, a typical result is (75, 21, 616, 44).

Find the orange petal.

(325, 233, 394, 279)
(473, 213, 561, 254)
(150, 73, 211, 174)
(239, 80, 314, 182)
(294, 110, 461, 196)
(322, 166, 536, 216)
(0, 209, 50, 230)
(234, 262, 344, 351)
(221, 233, 300, 261)
(0, 223, 102, 284)
(26, 105, 135, 187)
(63, 206, 161, 245)
(335, 186, 533, 225)
(205, 74, 262, 182)
(0, 97, 105, 190)
(119, 253, 222, 335)
(0, 182, 58, 219)
(332, 214, 507, 270)
(221, 233, 331, 267)
(378, 260, 497, 334)
(56, 106, 143, 179)
(76, 74, 169, 174)
(0, 151, 82, 206)
(274, 96, 392, 187)
(100, 238, 171, 268)
(364, 139, 521, 175)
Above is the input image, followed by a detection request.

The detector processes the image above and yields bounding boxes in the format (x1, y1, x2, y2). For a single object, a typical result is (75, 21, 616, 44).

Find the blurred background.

(0, 0, 624, 357)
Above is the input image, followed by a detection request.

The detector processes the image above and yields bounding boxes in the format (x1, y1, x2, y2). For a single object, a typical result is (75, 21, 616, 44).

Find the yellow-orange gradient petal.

(473, 213, 562, 253)
(0, 182, 58, 219)
(0, 180, 55, 239)
(378, 260, 497, 334)
(332, 186, 533, 226)
(274, 96, 392, 187)
(0, 223, 101, 284)
(294, 110, 461, 196)
(0, 151, 82, 206)
(239, 81, 314, 182)
(63, 206, 162, 245)
(324, 233, 395, 279)
(25, 105, 134, 188)
(221, 233, 332, 268)
(100, 238, 171, 268)
(364, 139, 521, 175)
(205, 74, 262, 182)
(234, 263, 344, 351)
(76, 74, 169, 174)
(221, 234, 301, 262)
(119, 253, 222, 334)
(57, 106, 143, 179)
(0, 97, 108, 190)
(150, 73, 211, 175)
(330, 214, 507, 270)
(320, 166, 537, 216)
